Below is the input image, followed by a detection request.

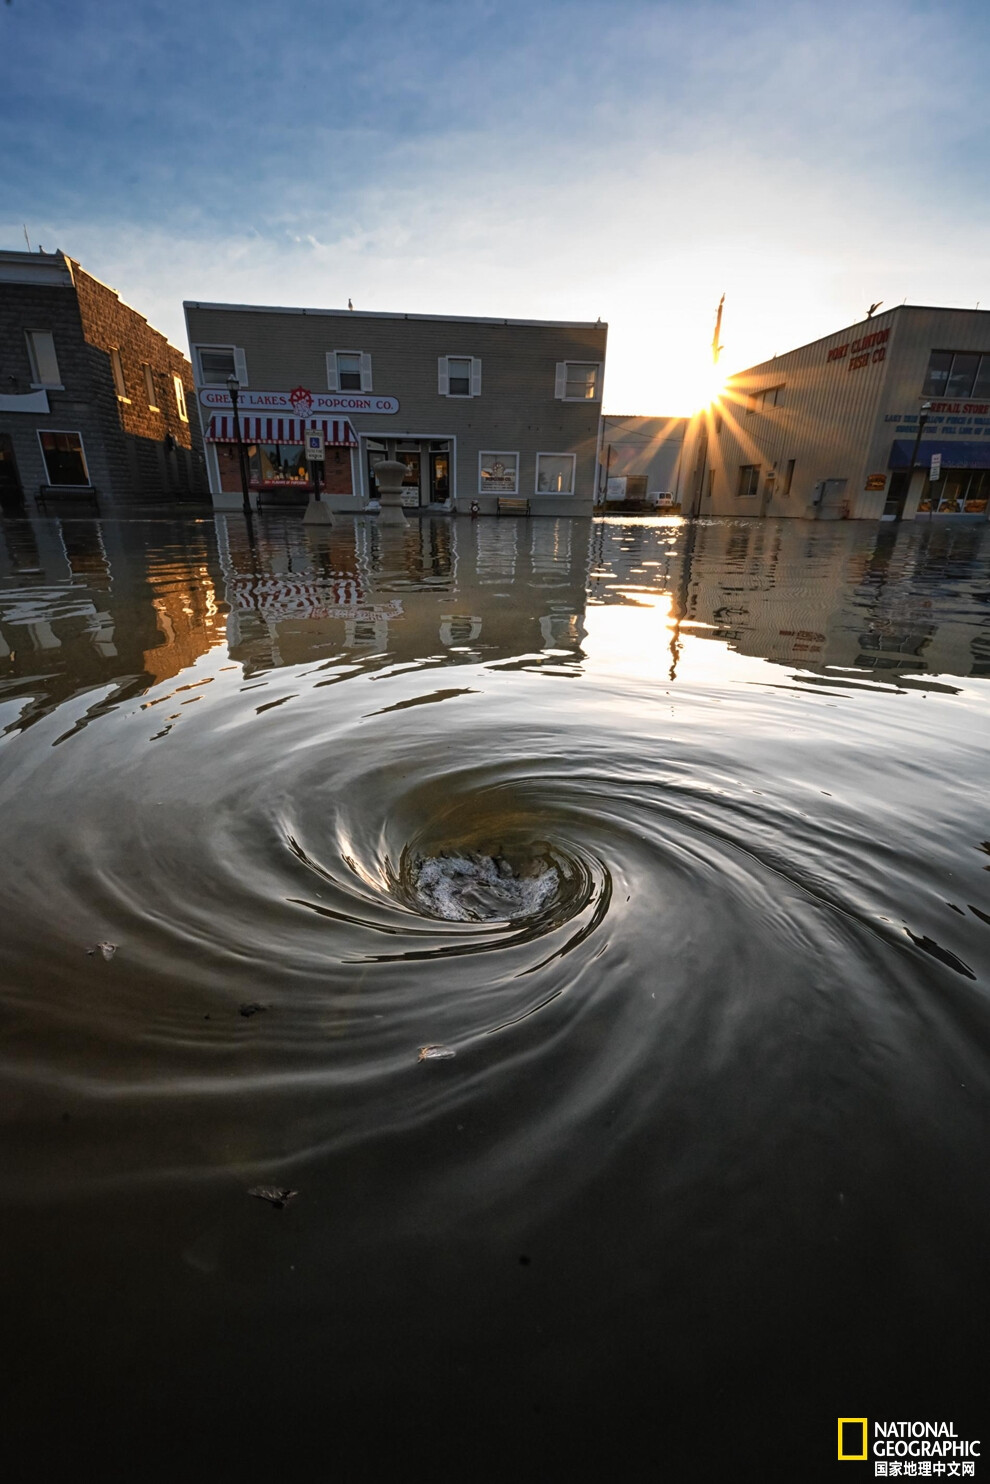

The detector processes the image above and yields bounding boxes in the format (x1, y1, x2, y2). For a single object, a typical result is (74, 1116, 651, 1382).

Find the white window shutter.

(326, 352, 339, 391)
(360, 353, 373, 391)
(437, 356, 449, 396)
(234, 347, 249, 386)
(471, 357, 482, 397)
(554, 362, 567, 399)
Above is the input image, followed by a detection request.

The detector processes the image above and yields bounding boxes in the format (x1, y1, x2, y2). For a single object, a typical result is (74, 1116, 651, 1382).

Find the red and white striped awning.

(205, 415, 357, 446)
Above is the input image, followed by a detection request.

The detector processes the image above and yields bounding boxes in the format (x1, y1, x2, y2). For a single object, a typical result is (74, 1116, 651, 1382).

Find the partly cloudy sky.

(3, 0, 988, 411)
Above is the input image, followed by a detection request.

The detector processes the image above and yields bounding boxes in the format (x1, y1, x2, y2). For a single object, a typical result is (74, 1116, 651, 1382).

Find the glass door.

(398, 451, 421, 508)
(430, 452, 450, 504)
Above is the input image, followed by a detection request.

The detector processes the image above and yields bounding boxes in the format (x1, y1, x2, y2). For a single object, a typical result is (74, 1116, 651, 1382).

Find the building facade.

(688, 305, 990, 521)
(597, 415, 688, 509)
(183, 300, 607, 516)
(0, 250, 202, 509)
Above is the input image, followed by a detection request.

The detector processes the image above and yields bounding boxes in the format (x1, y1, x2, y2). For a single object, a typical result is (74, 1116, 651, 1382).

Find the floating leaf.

(418, 1043, 456, 1062)
(87, 942, 117, 961)
(247, 1186, 297, 1209)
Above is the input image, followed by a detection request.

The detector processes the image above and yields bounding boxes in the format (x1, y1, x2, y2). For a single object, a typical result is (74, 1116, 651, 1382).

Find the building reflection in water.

(591, 516, 990, 687)
(0, 516, 226, 734)
(1, 514, 990, 741)
(215, 515, 593, 676)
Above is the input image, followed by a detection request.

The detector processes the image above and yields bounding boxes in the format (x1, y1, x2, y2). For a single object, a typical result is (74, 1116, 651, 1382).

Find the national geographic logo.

(837, 1418, 981, 1473)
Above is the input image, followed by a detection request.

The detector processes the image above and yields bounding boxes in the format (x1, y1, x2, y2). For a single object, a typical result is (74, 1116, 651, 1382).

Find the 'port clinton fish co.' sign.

(199, 385, 399, 414)
(827, 327, 890, 371)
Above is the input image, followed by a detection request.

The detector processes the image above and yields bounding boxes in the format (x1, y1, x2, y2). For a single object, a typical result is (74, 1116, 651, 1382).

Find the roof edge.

(183, 300, 606, 330)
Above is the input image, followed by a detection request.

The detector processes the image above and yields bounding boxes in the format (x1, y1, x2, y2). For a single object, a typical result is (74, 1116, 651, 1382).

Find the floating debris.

(247, 1186, 297, 1209)
(418, 1043, 456, 1062)
(86, 942, 117, 961)
(239, 1003, 268, 1018)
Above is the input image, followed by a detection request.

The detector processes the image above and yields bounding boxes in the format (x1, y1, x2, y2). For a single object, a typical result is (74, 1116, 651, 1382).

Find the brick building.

(0, 249, 204, 509)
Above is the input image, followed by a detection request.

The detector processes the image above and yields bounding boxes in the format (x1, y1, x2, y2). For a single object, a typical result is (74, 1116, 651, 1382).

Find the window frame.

(478, 450, 519, 495)
(555, 360, 602, 403)
(25, 329, 62, 389)
(922, 349, 990, 400)
(110, 347, 130, 402)
(143, 363, 159, 411)
(37, 428, 90, 486)
(535, 451, 576, 496)
(438, 355, 482, 398)
(737, 464, 761, 498)
(327, 349, 373, 393)
(174, 375, 189, 422)
(194, 344, 247, 387)
(747, 384, 785, 414)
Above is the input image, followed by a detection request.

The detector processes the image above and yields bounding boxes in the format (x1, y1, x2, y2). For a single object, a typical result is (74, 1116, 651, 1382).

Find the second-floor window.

(143, 364, 159, 410)
(438, 356, 481, 397)
(327, 351, 372, 392)
(110, 348, 128, 400)
(25, 330, 61, 388)
(555, 361, 601, 401)
(922, 350, 990, 400)
(196, 346, 248, 386)
(174, 376, 188, 422)
(747, 384, 784, 413)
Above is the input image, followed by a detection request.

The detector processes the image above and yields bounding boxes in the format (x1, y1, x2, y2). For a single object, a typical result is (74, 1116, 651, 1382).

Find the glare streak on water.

(1, 511, 990, 1469)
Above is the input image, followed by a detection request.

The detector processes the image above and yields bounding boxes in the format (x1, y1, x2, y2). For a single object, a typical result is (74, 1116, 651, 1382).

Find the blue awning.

(889, 439, 990, 471)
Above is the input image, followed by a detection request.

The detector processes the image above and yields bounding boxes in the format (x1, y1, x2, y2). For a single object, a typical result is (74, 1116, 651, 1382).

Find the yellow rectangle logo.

(838, 1419, 868, 1461)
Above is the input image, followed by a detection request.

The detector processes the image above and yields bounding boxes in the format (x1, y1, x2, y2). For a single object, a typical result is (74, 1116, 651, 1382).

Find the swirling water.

(2, 512, 989, 1478)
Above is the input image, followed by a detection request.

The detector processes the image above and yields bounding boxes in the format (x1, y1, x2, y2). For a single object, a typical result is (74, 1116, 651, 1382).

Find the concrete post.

(374, 458, 409, 525)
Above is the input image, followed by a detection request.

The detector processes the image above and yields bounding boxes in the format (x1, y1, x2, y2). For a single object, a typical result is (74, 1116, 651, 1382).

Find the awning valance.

(206, 415, 357, 446)
(889, 438, 990, 471)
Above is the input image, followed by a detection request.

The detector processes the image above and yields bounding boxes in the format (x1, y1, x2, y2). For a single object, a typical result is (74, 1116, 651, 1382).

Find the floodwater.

(2, 512, 989, 1480)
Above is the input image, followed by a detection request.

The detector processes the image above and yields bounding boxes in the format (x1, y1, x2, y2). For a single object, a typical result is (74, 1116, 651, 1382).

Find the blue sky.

(3, 0, 989, 411)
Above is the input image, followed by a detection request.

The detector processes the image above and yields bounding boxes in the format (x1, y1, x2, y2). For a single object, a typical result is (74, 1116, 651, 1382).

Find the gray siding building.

(687, 305, 990, 521)
(183, 300, 607, 516)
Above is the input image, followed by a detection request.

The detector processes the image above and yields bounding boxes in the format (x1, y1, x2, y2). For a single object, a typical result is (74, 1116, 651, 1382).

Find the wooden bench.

(496, 497, 531, 516)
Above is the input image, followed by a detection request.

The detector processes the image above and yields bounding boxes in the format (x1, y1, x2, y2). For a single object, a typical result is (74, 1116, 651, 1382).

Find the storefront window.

(480, 452, 518, 493)
(918, 469, 989, 515)
(535, 453, 575, 494)
(253, 444, 308, 488)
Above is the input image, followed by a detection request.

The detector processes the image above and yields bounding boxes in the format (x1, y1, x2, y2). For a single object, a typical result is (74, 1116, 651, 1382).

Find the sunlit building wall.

(685, 306, 990, 522)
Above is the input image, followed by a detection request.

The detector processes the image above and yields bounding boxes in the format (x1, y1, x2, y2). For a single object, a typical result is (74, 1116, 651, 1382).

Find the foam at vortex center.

(414, 853, 559, 922)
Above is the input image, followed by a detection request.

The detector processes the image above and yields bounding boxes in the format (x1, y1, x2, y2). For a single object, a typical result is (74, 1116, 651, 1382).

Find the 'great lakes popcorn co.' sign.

(199, 385, 399, 414)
